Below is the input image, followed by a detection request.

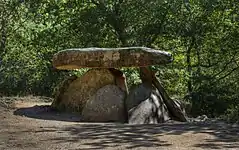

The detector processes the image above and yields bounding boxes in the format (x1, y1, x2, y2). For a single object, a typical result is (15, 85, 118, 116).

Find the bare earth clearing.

(0, 97, 239, 150)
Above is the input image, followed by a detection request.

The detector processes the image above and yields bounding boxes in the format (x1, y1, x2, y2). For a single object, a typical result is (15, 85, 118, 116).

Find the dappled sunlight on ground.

(0, 99, 239, 150)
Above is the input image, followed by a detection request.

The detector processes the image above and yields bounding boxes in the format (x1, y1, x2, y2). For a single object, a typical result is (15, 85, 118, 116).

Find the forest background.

(0, 0, 238, 121)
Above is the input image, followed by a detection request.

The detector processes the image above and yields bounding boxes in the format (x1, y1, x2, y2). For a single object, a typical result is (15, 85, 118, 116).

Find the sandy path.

(0, 100, 239, 150)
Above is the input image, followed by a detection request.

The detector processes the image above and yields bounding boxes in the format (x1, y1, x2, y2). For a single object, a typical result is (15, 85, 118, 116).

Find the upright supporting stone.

(139, 67, 188, 122)
(51, 69, 118, 112)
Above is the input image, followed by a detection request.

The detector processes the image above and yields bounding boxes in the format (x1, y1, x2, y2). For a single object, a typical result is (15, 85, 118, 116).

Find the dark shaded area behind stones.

(13, 105, 81, 122)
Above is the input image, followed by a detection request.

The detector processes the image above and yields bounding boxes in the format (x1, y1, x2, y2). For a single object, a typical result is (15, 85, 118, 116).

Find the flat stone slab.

(52, 47, 172, 70)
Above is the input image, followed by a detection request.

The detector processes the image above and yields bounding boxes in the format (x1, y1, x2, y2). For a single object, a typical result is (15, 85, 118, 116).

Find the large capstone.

(52, 47, 172, 69)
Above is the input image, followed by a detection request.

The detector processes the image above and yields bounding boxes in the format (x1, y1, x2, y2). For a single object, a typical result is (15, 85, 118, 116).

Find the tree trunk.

(0, 19, 7, 58)
(186, 42, 192, 94)
(186, 36, 195, 94)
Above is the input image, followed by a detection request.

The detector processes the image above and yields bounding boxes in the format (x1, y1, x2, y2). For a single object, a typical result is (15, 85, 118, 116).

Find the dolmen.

(51, 47, 187, 124)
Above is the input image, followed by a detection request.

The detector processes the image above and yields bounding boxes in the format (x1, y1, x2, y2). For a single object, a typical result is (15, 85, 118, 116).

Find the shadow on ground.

(13, 105, 81, 122)
(55, 123, 239, 149)
(12, 106, 239, 149)
(54, 123, 239, 149)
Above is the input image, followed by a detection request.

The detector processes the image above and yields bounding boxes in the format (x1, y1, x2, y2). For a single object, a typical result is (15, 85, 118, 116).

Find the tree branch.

(91, 0, 128, 46)
(215, 66, 239, 82)
(211, 51, 238, 78)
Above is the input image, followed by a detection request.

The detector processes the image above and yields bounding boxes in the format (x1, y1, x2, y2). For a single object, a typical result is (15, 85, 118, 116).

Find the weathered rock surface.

(126, 83, 171, 124)
(108, 68, 128, 94)
(139, 67, 188, 122)
(52, 75, 77, 109)
(128, 97, 170, 124)
(81, 85, 126, 122)
(51, 69, 116, 112)
(52, 47, 172, 70)
(126, 83, 152, 112)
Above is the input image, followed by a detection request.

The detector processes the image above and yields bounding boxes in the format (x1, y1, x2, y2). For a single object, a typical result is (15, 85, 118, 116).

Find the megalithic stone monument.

(51, 47, 187, 123)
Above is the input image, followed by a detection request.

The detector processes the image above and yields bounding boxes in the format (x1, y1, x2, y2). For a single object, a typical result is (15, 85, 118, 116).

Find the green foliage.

(0, 0, 238, 121)
(122, 68, 141, 89)
(223, 105, 239, 123)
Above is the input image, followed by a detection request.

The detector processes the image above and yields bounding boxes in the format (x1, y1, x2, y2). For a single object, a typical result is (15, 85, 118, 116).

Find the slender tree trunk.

(196, 43, 202, 87)
(186, 37, 195, 94)
(0, 18, 7, 58)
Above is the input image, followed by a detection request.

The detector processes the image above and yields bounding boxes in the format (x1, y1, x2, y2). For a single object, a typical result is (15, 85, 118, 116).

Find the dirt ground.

(0, 97, 239, 150)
